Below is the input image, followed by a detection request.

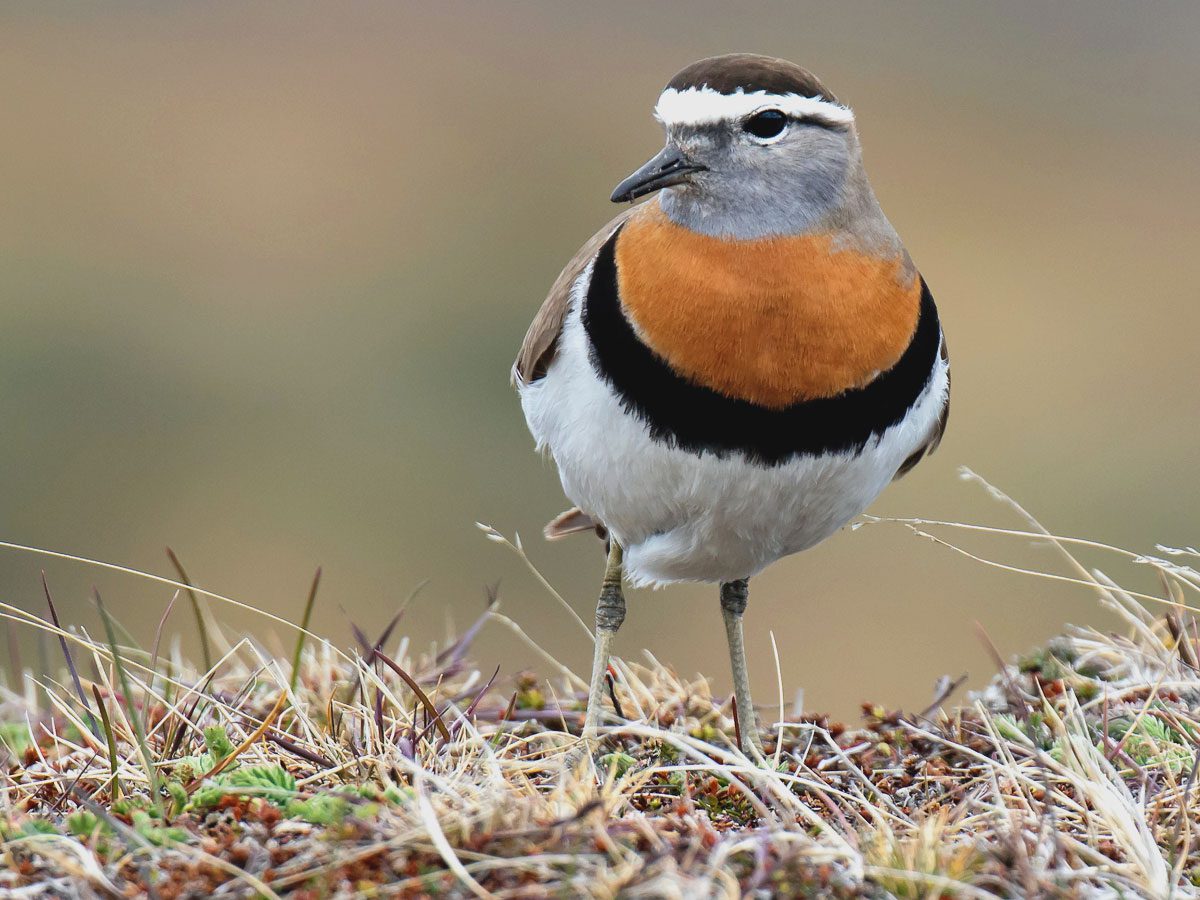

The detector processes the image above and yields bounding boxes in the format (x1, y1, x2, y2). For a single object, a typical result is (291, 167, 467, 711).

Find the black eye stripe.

(794, 114, 848, 130)
(737, 110, 847, 135)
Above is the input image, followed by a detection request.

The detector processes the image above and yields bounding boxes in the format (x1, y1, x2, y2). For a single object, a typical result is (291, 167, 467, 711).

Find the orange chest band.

(614, 206, 921, 408)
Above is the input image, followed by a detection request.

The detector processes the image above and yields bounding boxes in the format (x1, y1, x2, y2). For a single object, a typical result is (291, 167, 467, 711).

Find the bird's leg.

(720, 578, 764, 755)
(582, 539, 625, 741)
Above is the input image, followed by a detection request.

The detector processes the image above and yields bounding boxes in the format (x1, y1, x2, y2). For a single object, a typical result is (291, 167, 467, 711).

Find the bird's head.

(611, 54, 866, 240)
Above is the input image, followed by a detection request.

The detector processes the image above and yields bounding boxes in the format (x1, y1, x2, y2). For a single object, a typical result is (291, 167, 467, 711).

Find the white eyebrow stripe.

(653, 86, 854, 128)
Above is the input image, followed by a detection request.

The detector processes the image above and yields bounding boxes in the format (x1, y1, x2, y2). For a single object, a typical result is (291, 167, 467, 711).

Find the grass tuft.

(3, 484, 1200, 896)
(95, 591, 163, 816)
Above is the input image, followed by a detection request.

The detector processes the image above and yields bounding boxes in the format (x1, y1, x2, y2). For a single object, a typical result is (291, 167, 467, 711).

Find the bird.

(512, 53, 950, 754)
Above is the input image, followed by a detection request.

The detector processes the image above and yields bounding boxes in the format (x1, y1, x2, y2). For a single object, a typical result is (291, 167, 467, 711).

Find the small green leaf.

(20, 819, 59, 837)
(167, 781, 189, 815)
(599, 752, 637, 778)
(285, 794, 350, 825)
(224, 764, 298, 800)
(202, 726, 236, 762)
(111, 795, 151, 817)
(66, 810, 112, 838)
(382, 785, 413, 805)
(0, 723, 35, 755)
(131, 810, 186, 846)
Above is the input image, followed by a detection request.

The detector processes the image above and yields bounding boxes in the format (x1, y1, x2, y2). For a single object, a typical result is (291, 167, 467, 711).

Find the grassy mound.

(2, 496, 1199, 897)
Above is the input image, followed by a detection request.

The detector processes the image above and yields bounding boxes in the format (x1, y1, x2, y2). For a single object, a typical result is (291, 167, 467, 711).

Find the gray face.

(659, 116, 864, 240)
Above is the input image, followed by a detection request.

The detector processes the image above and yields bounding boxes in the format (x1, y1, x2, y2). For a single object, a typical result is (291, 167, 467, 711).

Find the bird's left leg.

(582, 539, 625, 741)
(720, 578, 764, 755)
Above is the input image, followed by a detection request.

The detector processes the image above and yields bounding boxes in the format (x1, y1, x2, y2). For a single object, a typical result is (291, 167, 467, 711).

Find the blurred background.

(2, 2, 1198, 720)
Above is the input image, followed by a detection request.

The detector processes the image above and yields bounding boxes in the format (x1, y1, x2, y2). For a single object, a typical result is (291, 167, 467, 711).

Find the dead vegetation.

(2, 471, 1200, 898)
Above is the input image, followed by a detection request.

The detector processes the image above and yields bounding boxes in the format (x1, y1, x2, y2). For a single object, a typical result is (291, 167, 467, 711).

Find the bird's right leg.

(720, 578, 764, 756)
(582, 539, 625, 741)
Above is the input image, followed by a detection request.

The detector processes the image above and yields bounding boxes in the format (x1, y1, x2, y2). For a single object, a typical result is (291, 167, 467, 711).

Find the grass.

(2, 473, 1200, 898)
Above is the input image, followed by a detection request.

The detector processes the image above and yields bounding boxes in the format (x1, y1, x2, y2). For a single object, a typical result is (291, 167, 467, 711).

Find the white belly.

(519, 272, 949, 587)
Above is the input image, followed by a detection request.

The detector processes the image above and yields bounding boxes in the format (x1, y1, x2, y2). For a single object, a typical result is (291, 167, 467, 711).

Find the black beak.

(610, 145, 706, 203)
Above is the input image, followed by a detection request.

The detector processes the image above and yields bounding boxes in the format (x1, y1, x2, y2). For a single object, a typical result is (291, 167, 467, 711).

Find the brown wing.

(894, 332, 950, 479)
(512, 208, 637, 385)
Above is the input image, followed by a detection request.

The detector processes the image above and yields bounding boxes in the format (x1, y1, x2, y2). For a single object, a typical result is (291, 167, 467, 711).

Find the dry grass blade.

(90, 684, 122, 798)
(165, 546, 213, 673)
(476, 521, 593, 641)
(289, 566, 322, 695)
(41, 572, 98, 739)
(373, 648, 452, 743)
(95, 591, 162, 815)
(148, 589, 179, 685)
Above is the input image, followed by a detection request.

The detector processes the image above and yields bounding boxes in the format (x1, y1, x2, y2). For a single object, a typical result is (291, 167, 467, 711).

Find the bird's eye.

(743, 109, 787, 140)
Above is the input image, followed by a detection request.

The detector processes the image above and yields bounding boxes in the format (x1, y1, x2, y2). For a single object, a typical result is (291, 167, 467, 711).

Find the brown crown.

(666, 53, 839, 104)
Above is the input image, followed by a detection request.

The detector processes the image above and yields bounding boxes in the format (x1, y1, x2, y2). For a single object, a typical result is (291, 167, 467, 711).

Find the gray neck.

(658, 140, 906, 260)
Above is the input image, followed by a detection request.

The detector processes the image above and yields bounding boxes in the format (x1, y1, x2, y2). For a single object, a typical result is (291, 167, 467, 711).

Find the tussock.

(2, 474, 1200, 898)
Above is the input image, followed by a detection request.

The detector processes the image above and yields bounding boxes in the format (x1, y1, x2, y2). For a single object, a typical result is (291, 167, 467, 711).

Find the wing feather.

(894, 332, 950, 479)
(512, 208, 636, 385)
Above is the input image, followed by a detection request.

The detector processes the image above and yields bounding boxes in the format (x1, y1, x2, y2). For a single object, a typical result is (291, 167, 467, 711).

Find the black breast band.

(581, 226, 941, 466)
